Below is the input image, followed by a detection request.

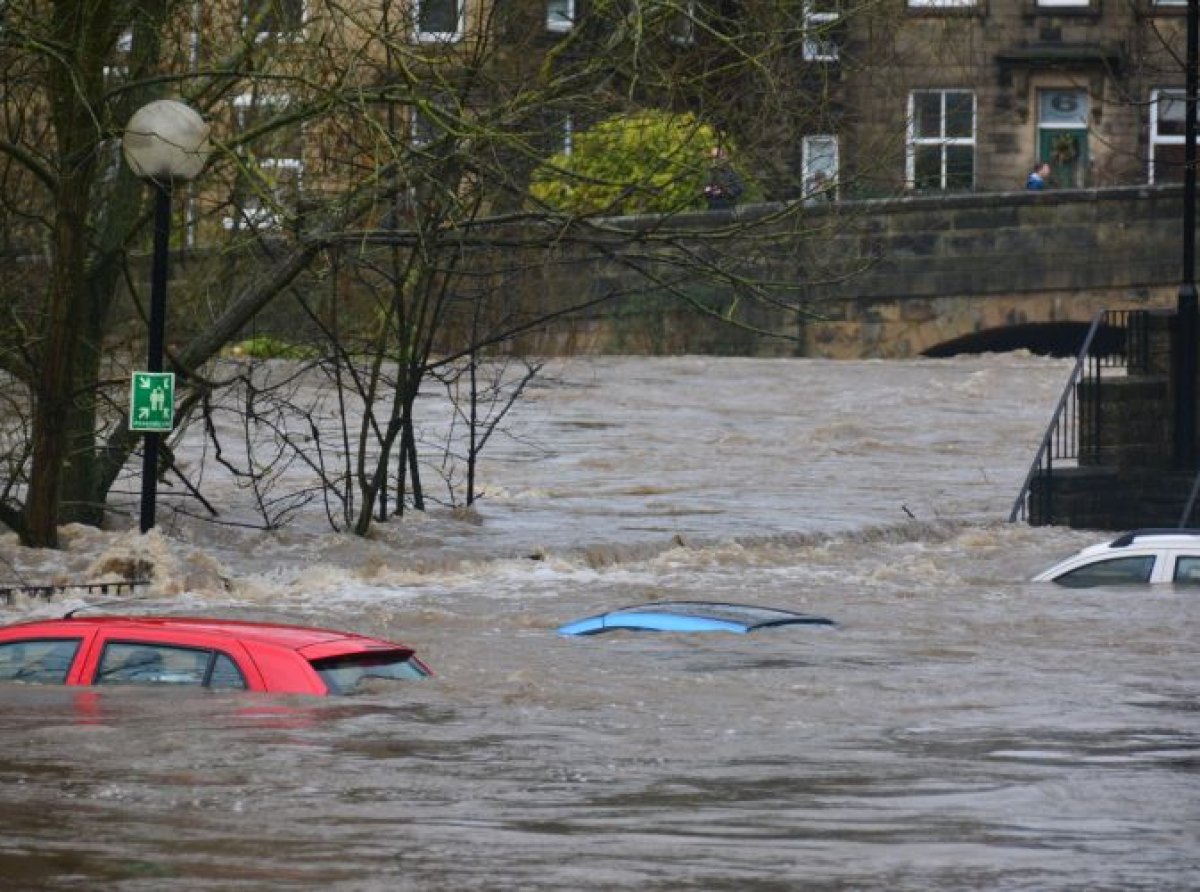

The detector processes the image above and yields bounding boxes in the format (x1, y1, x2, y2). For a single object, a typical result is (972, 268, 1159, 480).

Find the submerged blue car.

(557, 601, 836, 636)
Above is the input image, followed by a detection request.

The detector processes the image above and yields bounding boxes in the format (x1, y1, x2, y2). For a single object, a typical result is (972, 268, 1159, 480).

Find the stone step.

(1027, 466, 1200, 529)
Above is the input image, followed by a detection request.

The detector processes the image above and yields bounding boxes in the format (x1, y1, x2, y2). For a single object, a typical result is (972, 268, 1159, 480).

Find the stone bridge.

(531, 185, 1187, 360)
(223, 184, 1187, 361)
(798, 185, 1183, 359)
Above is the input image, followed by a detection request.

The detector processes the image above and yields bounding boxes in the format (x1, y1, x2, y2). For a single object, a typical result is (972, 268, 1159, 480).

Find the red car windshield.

(310, 651, 430, 695)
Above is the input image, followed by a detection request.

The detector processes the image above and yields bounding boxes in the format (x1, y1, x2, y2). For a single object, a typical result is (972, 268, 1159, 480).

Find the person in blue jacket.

(1026, 161, 1051, 190)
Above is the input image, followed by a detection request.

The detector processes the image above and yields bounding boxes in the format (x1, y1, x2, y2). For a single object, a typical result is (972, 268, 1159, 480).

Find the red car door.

(76, 629, 268, 691)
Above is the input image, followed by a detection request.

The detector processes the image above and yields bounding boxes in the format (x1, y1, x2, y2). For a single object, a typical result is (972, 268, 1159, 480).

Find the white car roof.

(1034, 528, 1200, 582)
(1104, 528, 1200, 548)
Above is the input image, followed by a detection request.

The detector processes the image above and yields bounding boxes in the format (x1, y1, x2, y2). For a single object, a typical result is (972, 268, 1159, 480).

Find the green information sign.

(129, 372, 175, 432)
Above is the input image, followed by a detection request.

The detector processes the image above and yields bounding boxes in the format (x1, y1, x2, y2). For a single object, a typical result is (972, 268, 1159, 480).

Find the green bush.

(229, 336, 314, 360)
(530, 110, 744, 216)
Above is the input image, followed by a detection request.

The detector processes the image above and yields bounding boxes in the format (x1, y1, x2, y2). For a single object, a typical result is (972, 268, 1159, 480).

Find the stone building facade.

(89, 1, 1200, 225)
(822, 1, 1192, 198)
(107, 1, 1200, 224)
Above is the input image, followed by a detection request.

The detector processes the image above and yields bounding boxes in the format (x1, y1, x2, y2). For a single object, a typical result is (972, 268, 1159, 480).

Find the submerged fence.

(0, 578, 148, 606)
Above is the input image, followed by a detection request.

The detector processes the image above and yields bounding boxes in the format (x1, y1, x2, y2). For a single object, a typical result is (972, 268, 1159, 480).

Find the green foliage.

(229, 336, 314, 360)
(530, 111, 734, 216)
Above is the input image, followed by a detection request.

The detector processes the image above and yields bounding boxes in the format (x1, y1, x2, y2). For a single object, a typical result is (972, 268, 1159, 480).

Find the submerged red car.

(0, 615, 430, 696)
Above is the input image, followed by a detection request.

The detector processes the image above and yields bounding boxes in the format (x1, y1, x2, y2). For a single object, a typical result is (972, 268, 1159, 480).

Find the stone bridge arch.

(791, 186, 1184, 359)
(805, 286, 1170, 359)
(922, 321, 1107, 357)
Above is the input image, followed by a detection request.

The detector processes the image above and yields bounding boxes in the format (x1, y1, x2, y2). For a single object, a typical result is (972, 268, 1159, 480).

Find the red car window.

(0, 638, 82, 684)
(94, 641, 247, 689)
(310, 651, 431, 695)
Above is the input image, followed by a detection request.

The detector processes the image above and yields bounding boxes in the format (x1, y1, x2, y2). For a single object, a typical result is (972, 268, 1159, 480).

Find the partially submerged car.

(558, 601, 836, 636)
(1034, 529, 1200, 587)
(0, 615, 430, 695)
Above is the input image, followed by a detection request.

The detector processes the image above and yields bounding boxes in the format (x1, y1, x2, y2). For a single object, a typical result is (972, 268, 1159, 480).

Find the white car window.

(1172, 555, 1200, 584)
(1054, 555, 1155, 588)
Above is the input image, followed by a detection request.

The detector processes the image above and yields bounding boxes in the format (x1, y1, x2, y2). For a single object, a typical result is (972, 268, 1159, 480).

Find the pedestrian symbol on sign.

(129, 372, 175, 432)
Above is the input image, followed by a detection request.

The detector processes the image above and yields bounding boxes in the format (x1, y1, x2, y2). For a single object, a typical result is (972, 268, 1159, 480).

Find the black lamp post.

(121, 99, 211, 533)
(1178, 0, 1200, 468)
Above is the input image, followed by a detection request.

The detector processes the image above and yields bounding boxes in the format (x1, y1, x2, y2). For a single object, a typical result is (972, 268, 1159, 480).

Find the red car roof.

(0, 616, 389, 652)
(0, 615, 429, 695)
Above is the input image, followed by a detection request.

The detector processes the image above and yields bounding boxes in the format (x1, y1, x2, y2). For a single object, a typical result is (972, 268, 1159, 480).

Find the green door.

(1038, 128, 1089, 188)
(1037, 89, 1090, 188)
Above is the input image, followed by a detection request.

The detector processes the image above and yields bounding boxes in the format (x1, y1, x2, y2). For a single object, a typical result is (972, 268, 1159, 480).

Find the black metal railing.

(1180, 467, 1200, 527)
(1009, 310, 1135, 523)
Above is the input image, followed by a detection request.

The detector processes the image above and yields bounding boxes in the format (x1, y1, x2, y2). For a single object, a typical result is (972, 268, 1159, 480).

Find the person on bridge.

(1026, 162, 1051, 191)
(703, 145, 744, 210)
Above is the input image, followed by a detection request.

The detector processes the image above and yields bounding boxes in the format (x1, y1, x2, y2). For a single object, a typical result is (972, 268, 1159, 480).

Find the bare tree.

(0, 0, 878, 545)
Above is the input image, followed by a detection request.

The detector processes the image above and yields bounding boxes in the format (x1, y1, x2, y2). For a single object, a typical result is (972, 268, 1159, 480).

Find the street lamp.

(122, 99, 211, 533)
(1179, 0, 1200, 468)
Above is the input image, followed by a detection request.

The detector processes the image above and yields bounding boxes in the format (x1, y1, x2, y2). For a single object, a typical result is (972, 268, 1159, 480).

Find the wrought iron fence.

(1009, 310, 1137, 523)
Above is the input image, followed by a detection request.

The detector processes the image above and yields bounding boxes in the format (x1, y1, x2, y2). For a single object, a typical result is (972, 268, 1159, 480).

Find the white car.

(1034, 529, 1200, 587)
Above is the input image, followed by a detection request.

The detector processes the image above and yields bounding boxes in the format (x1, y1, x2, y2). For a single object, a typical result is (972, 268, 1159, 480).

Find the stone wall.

(164, 184, 1191, 361)
(794, 184, 1185, 357)
(519, 184, 1188, 359)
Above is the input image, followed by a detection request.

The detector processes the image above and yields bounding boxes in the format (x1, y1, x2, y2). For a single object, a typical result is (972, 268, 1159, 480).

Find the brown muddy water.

(1, 355, 1198, 890)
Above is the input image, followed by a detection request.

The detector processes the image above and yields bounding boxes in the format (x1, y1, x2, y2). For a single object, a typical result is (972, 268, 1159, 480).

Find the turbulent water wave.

(1, 354, 1076, 610)
(1, 356, 1197, 890)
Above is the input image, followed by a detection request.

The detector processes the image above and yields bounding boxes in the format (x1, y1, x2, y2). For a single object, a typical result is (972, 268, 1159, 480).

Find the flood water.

(2, 355, 1198, 890)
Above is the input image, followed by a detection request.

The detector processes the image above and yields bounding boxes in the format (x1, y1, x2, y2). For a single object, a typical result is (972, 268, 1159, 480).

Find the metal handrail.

(1180, 468, 1200, 527)
(1009, 311, 1127, 523)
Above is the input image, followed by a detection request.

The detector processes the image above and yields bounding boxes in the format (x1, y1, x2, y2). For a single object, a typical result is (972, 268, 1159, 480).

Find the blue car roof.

(557, 601, 836, 636)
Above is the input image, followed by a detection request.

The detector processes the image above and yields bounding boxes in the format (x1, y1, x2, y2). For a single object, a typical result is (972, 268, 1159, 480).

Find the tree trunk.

(24, 170, 96, 545)
(23, 0, 103, 547)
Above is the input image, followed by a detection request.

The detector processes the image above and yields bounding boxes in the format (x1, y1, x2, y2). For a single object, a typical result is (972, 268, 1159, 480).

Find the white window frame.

(802, 1, 839, 63)
(1037, 89, 1088, 131)
(547, 0, 574, 32)
(1036, 0, 1090, 6)
(411, 103, 443, 148)
(666, 0, 695, 46)
(561, 115, 574, 156)
(907, 0, 976, 7)
(802, 134, 839, 202)
(416, 0, 464, 43)
(1149, 88, 1189, 185)
(906, 89, 976, 191)
(104, 27, 133, 80)
(243, 0, 306, 43)
(224, 93, 304, 232)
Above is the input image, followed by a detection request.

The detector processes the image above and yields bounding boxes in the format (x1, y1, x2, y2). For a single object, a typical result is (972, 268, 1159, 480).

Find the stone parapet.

(516, 185, 1190, 358)
(151, 185, 1193, 360)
